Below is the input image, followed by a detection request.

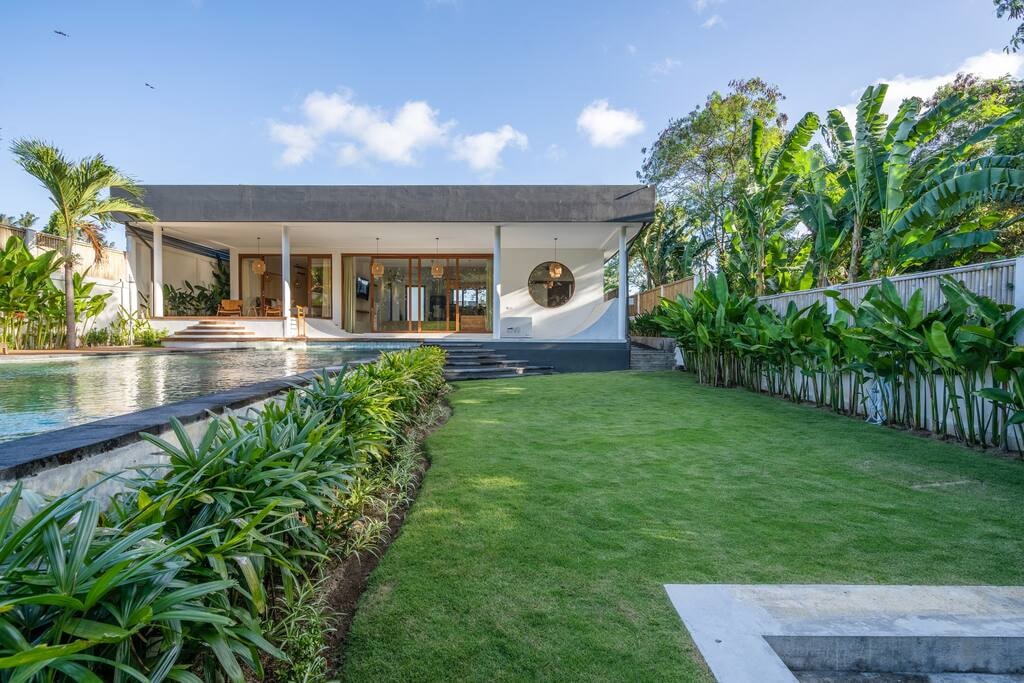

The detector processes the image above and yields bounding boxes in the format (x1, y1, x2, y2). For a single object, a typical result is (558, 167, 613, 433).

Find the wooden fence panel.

(634, 277, 695, 316)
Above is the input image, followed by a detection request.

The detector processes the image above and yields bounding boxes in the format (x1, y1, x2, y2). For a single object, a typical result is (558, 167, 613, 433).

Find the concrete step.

(445, 358, 525, 367)
(176, 328, 256, 336)
(444, 366, 554, 381)
(424, 343, 484, 349)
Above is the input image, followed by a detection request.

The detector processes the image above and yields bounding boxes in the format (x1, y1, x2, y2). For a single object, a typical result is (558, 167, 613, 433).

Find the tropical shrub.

(0, 236, 112, 350)
(656, 273, 1024, 454)
(80, 307, 167, 348)
(0, 483, 233, 682)
(629, 308, 667, 337)
(163, 262, 231, 316)
(0, 346, 448, 681)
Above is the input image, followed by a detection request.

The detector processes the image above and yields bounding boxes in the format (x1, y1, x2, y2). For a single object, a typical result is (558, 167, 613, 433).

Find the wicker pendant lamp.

(548, 237, 562, 278)
(371, 237, 385, 278)
(251, 237, 266, 275)
(431, 237, 444, 278)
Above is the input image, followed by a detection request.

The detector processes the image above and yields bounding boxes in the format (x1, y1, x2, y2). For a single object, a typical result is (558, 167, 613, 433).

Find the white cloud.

(626, 44, 637, 56)
(692, 0, 722, 13)
(837, 50, 1024, 123)
(268, 122, 318, 166)
(701, 14, 724, 29)
(451, 124, 528, 172)
(652, 57, 682, 76)
(576, 100, 645, 148)
(269, 89, 453, 167)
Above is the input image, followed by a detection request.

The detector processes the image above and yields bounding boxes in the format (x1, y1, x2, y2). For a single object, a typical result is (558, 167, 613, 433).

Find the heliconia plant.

(654, 273, 1024, 456)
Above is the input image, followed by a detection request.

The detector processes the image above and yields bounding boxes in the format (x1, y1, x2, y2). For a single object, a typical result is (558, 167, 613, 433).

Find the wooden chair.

(216, 299, 243, 316)
(264, 303, 283, 317)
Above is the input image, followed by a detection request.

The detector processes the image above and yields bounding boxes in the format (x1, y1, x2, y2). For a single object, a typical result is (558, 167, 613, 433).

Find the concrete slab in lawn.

(663, 585, 1024, 682)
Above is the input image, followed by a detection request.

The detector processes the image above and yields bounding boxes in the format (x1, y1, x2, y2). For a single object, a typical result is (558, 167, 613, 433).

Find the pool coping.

(0, 368, 334, 481)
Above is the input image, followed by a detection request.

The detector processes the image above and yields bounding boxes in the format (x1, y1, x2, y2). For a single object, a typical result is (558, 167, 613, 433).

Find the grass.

(339, 371, 1024, 682)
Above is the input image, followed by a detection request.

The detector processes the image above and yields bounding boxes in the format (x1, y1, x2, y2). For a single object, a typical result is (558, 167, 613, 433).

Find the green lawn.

(340, 371, 1024, 682)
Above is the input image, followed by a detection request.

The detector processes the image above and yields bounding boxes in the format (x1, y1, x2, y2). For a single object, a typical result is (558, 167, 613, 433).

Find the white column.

(152, 224, 164, 317)
(618, 225, 628, 340)
(228, 248, 240, 300)
(331, 252, 342, 327)
(492, 225, 502, 339)
(125, 233, 139, 314)
(281, 224, 292, 336)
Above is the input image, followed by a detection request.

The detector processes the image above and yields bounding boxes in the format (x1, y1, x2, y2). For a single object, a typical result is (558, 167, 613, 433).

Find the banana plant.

(729, 112, 820, 295)
(795, 150, 849, 287)
(656, 271, 1024, 451)
(825, 84, 1024, 281)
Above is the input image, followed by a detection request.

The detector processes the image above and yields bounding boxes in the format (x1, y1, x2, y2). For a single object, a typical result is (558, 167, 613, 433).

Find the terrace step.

(425, 341, 555, 381)
(443, 366, 554, 381)
(162, 320, 260, 346)
(445, 358, 527, 367)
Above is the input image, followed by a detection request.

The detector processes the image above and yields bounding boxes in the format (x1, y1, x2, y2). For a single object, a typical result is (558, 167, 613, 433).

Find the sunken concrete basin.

(664, 585, 1024, 682)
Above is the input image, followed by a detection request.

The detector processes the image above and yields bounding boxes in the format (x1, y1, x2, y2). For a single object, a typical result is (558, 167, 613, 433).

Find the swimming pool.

(0, 344, 413, 443)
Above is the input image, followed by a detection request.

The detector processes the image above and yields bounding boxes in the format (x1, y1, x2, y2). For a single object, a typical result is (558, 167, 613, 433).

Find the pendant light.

(548, 237, 563, 278)
(251, 236, 266, 275)
(431, 237, 444, 278)
(371, 237, 385, 278)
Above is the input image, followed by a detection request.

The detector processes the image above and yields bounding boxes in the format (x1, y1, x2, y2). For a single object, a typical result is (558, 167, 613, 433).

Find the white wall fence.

(2, 225, 134, 335)
(757, 258, 1019, 315)
(680, 257, 1024, 453)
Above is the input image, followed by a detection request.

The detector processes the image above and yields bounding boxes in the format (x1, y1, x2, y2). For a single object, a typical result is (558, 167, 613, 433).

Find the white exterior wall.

(129, 234, 219, 312)
(499, 248, 608, 340)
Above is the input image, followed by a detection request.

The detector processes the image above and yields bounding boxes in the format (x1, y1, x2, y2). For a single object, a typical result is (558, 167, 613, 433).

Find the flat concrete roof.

(117, 184, 656, 225)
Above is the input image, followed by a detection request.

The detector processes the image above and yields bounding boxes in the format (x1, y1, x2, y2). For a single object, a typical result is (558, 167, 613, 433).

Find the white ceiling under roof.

(142, 221, 640, 256)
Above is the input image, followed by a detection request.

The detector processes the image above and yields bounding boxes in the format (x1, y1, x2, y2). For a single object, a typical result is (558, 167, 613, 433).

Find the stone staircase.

(162, 320, 258, 348)
(425, 341, 554, 381)
(629, 340, 677, 371)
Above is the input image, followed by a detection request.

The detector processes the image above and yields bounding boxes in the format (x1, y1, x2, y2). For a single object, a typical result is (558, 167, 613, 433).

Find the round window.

(528, 262, 575, 308)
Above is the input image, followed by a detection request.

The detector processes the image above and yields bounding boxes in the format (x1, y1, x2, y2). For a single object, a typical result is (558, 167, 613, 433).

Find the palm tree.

(0, 212, 39, 228)
(10, 140, 154, 349)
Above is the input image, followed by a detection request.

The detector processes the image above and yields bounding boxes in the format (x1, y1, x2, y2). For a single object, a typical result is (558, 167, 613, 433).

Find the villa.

(117, 184, 655, 370)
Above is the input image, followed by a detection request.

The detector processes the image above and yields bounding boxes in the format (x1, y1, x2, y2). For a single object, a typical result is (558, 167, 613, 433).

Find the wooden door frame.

(237, 253, 333, 318)
(360, 253, 492, 334)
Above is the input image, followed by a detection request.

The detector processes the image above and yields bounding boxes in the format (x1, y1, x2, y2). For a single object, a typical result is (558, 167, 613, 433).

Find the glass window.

(456, 258, 491, 332)
(528, 261, 574, 308)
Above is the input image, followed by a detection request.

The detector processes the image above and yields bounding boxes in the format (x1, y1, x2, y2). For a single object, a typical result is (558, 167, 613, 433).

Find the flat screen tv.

(356, 276, 370, 300)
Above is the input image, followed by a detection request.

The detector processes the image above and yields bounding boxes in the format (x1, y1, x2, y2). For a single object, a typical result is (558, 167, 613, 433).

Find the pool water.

(0, 344, 412, 443)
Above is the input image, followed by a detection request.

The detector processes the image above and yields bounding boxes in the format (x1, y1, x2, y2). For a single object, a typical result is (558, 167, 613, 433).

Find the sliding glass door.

(238, 254, 331, 317)
(365, 256, 490, 333)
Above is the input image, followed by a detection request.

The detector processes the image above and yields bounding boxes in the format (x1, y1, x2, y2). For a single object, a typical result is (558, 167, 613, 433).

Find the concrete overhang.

(116, 184, 656, 225)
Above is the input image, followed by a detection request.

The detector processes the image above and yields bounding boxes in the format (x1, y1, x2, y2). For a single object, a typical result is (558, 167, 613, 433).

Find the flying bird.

(53, 30, 68, 37)
(144, 82, 155, 90)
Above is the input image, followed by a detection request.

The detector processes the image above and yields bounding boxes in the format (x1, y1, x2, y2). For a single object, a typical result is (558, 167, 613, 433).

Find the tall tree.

(995, 0, 1024, 52)
(631, 202, 713, 287)
(639, 78, 788, 271)
(0, 212, 39, 228)
(11, 140, 154, 349)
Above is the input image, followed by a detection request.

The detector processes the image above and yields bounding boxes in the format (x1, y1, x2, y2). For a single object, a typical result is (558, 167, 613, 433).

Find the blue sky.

(1, 0, 1020, 248)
